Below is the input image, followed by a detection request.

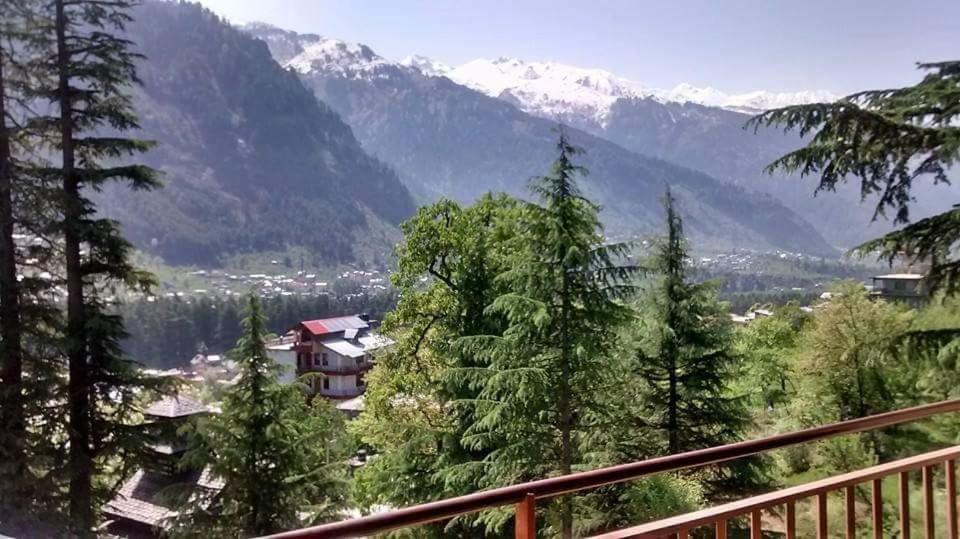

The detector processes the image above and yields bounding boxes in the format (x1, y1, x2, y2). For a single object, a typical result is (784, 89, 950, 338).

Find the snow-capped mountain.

(438, 57, 837, 124)
(446, 57, 656, 125)
(242, 22, 913, 250)
(242, 22, 836, 123)
(400, 54, 451, 78)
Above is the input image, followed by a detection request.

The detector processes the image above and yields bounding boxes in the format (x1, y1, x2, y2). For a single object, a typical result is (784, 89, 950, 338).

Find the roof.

(102, 470, 178, 527)
(320, 334, 393, 358)
(300, 315, 369, 337)
(144, 395, 208, 419)
(103, 466, 224, 529)
(874, 273, 925, 280)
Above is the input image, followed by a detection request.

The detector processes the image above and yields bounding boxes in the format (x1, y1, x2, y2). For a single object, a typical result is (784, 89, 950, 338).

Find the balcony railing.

(301, 362, 372, 376)
(263, 399, 960, 539)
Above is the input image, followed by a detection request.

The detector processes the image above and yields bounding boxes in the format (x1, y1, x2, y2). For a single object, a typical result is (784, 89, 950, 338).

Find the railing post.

(715, 518, 727, 539)
(515, 493, 536, 539)
(923, 465, 935, 539)
(750, 509, 762, 539)
(947, 459, 958, 539)
(845, 485, 856, 539)
(816, 492, 828, 539)
(872, 478, 883, 539)
(785, 501, 796, 539)
(901, 470, 912, 539)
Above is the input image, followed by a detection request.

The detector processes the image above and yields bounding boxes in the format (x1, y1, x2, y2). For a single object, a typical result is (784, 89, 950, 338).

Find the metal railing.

(263, 399, 960, 539)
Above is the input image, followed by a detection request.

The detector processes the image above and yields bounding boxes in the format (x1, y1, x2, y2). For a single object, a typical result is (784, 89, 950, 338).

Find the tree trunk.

(667, 351, 679, 454)
(55, 0, 94, 534)
(0, 33, 27, 509)
(559, 269, 573, 539)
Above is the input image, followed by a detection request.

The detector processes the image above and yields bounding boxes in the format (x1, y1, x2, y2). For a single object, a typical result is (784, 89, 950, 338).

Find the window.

(312, 353, 318, 366)
(356, 373, 366, 387)
(297, 353, 303, 368)
(322, 378, 330, 390)
(321, 352, 329, 366)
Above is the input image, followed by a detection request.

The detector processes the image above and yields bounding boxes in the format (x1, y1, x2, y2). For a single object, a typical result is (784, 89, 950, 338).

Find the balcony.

(263, 399, 960, 539)
(299, 362, 373, 376)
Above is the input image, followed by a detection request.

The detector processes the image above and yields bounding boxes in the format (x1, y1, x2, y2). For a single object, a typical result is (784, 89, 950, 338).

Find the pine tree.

(747, 61, 960, 293)
(0, 0, 25, 511)
(633, 189, 756, 489)
(175, 295, 352, 536)
(19, 0, 167, 532)
(457, 130, 636, 537)
(0, 0, 68, 528)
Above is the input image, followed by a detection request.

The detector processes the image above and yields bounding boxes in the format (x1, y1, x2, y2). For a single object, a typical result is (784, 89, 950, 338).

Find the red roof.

(299, 315, 369, 337)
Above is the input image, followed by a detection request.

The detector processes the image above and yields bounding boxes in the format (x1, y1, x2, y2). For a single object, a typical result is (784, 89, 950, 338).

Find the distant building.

(870, 273, 928, 306)
(286, 315, 392, 400)
(102, 394, 222, 537)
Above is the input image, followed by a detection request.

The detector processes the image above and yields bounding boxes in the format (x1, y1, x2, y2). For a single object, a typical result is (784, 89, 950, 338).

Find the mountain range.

(93, 3, 952, 268)
(243, 22, 835, 255)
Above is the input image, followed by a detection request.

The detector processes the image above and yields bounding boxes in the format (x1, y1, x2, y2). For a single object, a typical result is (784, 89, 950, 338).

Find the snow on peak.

(400, 54, 451, 77)
(446, 57, 652, 125)
(286, 37, 390, 77)
(446, 57, 837, 123)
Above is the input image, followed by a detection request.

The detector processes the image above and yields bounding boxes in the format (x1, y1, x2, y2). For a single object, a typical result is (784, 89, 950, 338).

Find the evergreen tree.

(353, 195, 518, 536)
(748, 61, 960, 293)
(0, 0, 70, 529)
(632, 189, 756, 488)
(457, 130, 636, 537)
(0, 0, 25, 512)
(18, 0, 168, 532)
(175, 295, 352, 536)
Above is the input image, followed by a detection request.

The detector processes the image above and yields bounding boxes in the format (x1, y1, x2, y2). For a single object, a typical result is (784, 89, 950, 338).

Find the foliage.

(2, 0, 176, 533)
(631, 190, 754, 477)
(734, 303, 809, 408)
(352, 194, 519, 537)
(450, 131, 637, 537)
(173, 295, 352, 536)
(749, 61, 960, 293)
(796, 282, 914, 423)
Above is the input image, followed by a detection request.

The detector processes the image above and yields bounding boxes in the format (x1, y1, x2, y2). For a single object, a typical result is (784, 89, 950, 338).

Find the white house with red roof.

(270, 314, 392, 400)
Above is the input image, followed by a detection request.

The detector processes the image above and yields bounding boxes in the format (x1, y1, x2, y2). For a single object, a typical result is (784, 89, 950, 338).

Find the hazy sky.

(194, 0, 958, 95)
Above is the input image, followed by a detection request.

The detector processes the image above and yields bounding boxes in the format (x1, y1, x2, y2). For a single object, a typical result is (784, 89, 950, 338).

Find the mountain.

(442, 57, 837, 126)
(422, 56, 951, 246)
(244, 25, 836, 255)
(95, 3, 415, 266)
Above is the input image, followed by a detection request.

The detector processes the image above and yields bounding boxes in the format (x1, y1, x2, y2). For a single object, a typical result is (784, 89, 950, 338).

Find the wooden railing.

(262, 399, 960, 539)
(588, 445, 960, 538)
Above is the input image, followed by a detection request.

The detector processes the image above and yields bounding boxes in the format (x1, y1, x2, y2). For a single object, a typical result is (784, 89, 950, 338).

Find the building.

(287, 315, 392, 400)
(102, 394, 222, 538)
(870, 273, 928, 306)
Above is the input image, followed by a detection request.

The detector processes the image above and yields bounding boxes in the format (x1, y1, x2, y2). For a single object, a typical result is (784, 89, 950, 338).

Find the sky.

(194, 0, 958, 95)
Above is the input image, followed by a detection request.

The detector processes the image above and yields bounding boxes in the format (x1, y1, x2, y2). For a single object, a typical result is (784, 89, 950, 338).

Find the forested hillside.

(94, 2, 415, 266)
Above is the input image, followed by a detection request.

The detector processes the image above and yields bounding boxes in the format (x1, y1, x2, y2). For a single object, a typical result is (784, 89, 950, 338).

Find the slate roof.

(103, 467, 224, 530)
(143, 395, 208, 419)
(102, 470, 178, 527)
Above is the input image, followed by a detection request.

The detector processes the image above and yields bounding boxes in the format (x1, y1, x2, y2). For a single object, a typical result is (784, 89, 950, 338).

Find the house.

(287, 315, 392, 400)
(102, 394, 222, 538)
(870, 273, 928, 306)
